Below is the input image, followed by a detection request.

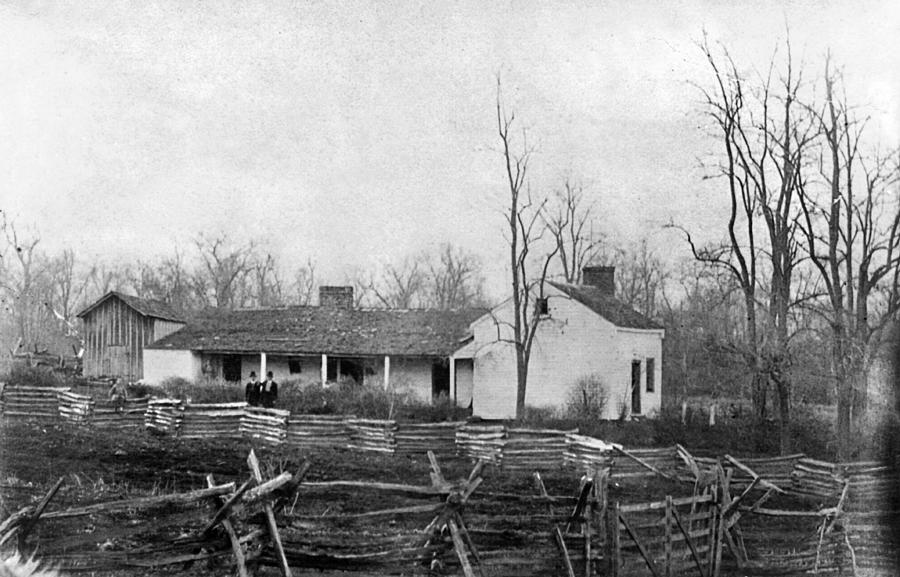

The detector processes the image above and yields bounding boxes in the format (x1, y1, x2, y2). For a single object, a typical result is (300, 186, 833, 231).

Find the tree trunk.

(515, 350, 528, 418)
(834, 332, 853, 460)
(775, 376, 792, 455)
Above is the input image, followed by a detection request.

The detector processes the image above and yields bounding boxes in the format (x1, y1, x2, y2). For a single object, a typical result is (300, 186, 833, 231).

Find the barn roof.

(77, 291, 185, 323)
(146, 306, 488, 357)
(549, 282, 664, 330)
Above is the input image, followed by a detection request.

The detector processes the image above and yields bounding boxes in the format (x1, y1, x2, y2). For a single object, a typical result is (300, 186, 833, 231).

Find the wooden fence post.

(206, 473, 250, 577)
(247, 449, 292, 577)
(606, 501, 620, 577)
(664, 495, 673, 577)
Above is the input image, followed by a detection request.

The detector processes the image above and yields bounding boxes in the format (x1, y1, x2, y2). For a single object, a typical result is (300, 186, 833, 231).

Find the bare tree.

(47, 248, 91, 334)
(293, 258, 317, 306)
(543, 178, 604, 283)
(797, 57, 900, 455)
(612, 240, 668, 319)
(0, 215, 49, 348)
(252, 253, 287, 307)
(369, 255, 426, 309)
(676, 37, 814, 452)
(425, 243, 487, 309)
(496, 80, 560, 418)
(192, 234, 256, 309)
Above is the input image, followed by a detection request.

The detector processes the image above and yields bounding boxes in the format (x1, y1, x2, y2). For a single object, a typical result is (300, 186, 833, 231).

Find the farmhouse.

(77, 291, 185, 381)
(143, 287, 486, 404)
(457, 266, 664, 420)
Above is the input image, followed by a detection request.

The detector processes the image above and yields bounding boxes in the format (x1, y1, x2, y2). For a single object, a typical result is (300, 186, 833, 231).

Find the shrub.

(156, 376, 243, 403)
(396, 393, 470, 423)
(4, 364, 65, 388)
(564, 373, 609, 422)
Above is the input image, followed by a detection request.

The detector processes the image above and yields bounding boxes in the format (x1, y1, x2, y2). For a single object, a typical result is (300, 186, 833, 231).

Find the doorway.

(432, 360, 450, 399)
(631, 360, 642, 415)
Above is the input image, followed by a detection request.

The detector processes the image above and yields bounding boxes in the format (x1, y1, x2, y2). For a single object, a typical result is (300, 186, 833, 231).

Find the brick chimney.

(319, 286, 354, 309)
(582, 266, 615, 296)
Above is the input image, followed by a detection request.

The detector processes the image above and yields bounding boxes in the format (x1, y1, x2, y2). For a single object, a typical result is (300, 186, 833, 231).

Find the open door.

(432, 360, 450, 399)
(631, 360, 642, 415)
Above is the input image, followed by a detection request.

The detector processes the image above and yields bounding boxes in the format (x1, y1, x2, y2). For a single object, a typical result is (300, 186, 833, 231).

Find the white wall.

(471, 285, 663, 420)
(615, 329, 663, 418)
(372, 357, 435, 402)
(143, 349, 201, 384)
(454, 359, 474, 407)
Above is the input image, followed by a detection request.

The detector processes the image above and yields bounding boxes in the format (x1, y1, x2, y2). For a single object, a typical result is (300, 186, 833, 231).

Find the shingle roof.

(549, 282, 663, 330)
(76, 291, 185, 323)
(147, 306, 488, 357)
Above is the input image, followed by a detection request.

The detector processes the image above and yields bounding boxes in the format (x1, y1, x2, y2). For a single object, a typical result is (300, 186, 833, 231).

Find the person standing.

(260, 371, 278, 408)
(245, 371, 261, 406)
(108, 378, 127, 413)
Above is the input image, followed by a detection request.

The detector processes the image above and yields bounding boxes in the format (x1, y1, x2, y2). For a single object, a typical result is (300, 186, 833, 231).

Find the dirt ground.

(0, 419, 709, 576)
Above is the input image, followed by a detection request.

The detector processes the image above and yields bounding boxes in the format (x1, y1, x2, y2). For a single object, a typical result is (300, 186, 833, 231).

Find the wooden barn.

(77, 291, 185, 381)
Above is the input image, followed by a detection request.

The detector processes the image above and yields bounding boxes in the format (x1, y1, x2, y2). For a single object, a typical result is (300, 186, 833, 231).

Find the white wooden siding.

(471, 284, 663, 419)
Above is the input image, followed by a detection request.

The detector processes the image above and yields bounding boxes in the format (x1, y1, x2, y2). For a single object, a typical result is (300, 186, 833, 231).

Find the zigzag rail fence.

(1, 383, 898, 575)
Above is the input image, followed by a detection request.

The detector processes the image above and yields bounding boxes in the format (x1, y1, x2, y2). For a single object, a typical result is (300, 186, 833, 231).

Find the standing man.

(260, 371, 278, 408)
(245, 371, 260, 406)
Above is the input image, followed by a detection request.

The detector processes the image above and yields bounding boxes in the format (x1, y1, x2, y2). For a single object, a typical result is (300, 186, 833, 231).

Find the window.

(646, 358, 655, 393)
(536, 297, 549, 315)
(288, 359, 302, 374)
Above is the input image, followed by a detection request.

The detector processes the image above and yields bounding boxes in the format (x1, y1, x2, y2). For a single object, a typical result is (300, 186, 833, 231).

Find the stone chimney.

(582, 266, 615, 296)
(319, 286, 354, 309)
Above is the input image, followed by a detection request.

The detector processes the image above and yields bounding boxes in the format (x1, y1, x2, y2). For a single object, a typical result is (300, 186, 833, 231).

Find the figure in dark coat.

(260, 371, 278, 408)
(245, 371, 261, 406)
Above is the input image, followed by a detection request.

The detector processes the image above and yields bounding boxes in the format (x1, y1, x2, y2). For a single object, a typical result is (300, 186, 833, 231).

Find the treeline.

(0, 222, 491, 356)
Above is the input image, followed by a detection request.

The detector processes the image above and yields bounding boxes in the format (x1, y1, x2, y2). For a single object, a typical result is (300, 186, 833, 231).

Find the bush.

(157, 376, 243, 403)
(4, 364, 66, 388)
(564, 373, 609, 422)
(278, 379, 412, 419)
(396, 393, 471, 423)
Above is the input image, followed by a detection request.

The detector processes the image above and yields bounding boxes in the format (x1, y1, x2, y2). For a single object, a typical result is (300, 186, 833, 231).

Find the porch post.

(449, 356, 456, 403)
(321, 354, 327, 387)
(384, 355, 391, 390)
(260, 352, 267, 379)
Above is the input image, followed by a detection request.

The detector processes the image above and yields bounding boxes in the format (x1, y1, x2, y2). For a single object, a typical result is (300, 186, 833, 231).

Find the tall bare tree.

(797, 58, 900, 456)
(496, 80, 559, 418)
(678, 37, 814, 452)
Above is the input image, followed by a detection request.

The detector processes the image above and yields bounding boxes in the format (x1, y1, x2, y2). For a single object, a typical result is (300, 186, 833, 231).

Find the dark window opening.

(327, 357, 364, 384)
(631, 360, 642, 415)
(222, 355, 242, 383)
(288, 359, 302, 374)
(646, 358, 655, 393)
(536, 297, 549, 315)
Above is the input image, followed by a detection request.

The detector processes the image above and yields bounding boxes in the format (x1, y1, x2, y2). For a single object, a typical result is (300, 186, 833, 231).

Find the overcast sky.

(1, 1, 898, 299)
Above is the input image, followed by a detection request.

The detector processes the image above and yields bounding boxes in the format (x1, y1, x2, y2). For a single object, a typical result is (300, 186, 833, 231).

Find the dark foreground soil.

(0, 420, 707, 576)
